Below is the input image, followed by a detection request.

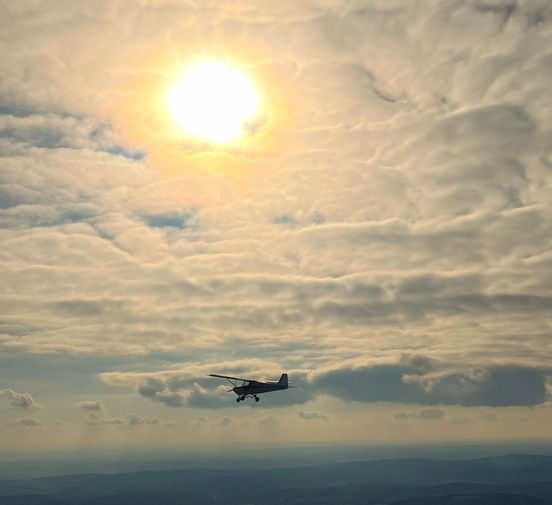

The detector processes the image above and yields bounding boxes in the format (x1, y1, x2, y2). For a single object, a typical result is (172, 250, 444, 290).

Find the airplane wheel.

(236, 398, 240, 403)
(255, 396, 259, 402)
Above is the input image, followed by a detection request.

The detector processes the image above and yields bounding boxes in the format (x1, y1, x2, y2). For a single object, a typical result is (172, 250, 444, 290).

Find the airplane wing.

(208, 373, 253, 383)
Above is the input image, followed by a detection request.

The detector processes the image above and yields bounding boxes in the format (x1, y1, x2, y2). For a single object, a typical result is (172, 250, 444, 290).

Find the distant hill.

(0, 454, 551, 504)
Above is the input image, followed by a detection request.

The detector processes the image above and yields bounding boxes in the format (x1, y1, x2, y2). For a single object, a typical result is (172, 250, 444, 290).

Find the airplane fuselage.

(233, 382, 287, 396)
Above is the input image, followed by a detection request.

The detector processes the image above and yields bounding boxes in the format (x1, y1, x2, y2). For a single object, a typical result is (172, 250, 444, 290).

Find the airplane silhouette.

(208, 373, 290, 403)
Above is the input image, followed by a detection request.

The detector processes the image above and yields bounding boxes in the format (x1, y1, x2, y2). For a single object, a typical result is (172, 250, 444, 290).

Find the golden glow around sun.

(167, 62, 260, 143)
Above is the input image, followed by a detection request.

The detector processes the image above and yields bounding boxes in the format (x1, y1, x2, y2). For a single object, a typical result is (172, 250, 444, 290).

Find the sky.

(1, 0, 551, 452)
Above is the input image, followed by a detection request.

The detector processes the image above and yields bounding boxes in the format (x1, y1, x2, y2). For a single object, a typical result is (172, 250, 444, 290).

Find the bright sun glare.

(167, 62, 260, 143)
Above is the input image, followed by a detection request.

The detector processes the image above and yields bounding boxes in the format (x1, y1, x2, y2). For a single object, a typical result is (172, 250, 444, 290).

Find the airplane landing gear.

(236, 395, 259, 403)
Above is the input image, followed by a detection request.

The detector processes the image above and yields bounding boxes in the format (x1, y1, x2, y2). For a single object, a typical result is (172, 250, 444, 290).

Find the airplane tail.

(278, 373, 288, 387)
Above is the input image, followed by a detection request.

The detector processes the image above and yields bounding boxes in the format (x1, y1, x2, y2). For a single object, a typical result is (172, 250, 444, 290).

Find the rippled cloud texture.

(1, 0, 551, 449)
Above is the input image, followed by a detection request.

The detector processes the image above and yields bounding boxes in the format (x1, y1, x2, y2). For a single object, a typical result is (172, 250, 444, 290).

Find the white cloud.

(5, 417, 41, 427)
(85, 413, 124, 427)
(127, 413, 161, 427)
(220, 417, 232, 427)
(393, 408, 445, 421)
(76, 400, 103, 412)
(1, 389, 39, 411)
(299, 411, 327, 421)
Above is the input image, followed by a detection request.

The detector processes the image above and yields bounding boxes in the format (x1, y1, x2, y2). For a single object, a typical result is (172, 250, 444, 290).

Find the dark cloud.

(150, 376, 312, 410)
(137, 377, 187, 407)
(311, 361, 549, 407)
(399, 354, 439, 374)
(0, 113, 95, 150)
(102, 356, 549, 410)
(102, 361, 314, 410)
(137, 377, 167, 399)
(154, 390, 187, 408)
(186, 385, 235, 410)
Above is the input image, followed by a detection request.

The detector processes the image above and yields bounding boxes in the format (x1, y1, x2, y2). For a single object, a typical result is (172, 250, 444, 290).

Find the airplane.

(208, 373, 290, 403)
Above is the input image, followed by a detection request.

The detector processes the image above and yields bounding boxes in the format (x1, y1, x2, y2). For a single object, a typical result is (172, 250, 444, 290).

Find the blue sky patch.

(142, 210, 196, 229)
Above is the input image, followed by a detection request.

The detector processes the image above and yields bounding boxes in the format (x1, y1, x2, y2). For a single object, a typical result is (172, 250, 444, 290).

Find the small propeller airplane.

(208, 373, 290, 403)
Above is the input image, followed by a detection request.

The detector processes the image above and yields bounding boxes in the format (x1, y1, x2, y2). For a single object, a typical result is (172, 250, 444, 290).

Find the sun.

(166, 62, 260, 143)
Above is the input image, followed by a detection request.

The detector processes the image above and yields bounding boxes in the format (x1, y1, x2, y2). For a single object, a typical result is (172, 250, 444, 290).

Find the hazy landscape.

(1, 444, 552, 504)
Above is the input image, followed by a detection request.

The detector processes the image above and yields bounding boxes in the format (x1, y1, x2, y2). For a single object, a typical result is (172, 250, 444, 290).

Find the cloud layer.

(98, 354, 550, 409)
(0, 0, 551, 444)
